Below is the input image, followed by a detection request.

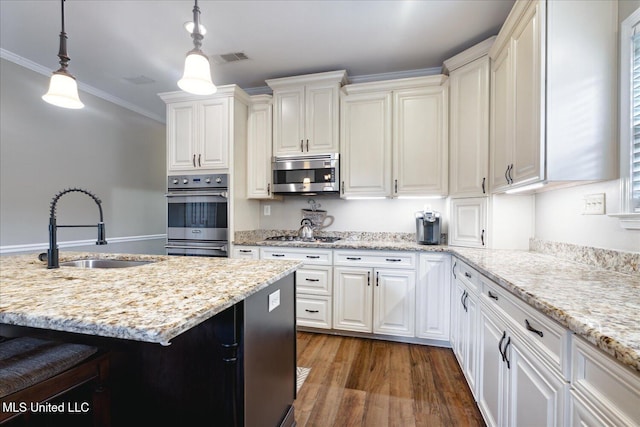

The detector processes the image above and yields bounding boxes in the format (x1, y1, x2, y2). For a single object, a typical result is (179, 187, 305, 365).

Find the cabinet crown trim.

(342, 74, 448, 95)
(265, 69, 348, 89)
(443, 36, 496, 73)
(158, 85, 251, 104)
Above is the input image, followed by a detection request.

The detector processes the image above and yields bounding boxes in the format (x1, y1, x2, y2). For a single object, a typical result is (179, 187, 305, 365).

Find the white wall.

(535, 180, 639, 252)
(0, 58, 167, 254)
(259, 196, 448, 234)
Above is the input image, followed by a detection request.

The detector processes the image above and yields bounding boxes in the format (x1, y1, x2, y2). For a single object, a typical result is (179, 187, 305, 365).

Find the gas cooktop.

(264, 235, 341, 244)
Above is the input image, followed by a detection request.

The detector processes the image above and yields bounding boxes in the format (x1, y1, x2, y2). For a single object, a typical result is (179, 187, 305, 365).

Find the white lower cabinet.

(415, 253, 451, 342)
(451, 259, 480, 397)
(259, 247, 333, 329)
(333, 251, 416, 337)
(232, 246, 260, 259)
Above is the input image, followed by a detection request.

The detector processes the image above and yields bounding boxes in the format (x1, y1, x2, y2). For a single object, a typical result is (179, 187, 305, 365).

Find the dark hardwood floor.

(294, 331, 485, 427)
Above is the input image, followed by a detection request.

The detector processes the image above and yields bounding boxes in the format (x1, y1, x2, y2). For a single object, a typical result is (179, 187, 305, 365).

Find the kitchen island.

(0, 252, 301, 426)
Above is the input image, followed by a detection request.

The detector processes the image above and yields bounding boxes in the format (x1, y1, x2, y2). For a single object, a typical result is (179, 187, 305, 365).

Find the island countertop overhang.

(0, 252, 301, 345)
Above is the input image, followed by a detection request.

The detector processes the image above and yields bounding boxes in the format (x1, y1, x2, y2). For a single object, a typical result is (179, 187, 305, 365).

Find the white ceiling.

(0, 0, 514, 122)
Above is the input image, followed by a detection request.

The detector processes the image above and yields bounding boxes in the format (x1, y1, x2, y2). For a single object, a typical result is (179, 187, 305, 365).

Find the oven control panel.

(168, 174, 228, 190)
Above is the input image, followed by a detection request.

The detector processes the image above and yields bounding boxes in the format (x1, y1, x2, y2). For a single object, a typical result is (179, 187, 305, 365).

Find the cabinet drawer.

(452, 258, 480, 294)
(297, 296, 332, 329)
(334, 250, 415, 268)
(296, 266, 332, 296)
(571, 336, 640, 426)
(480, 276, 569, 377)
(232, 246, 259, 259)
(260, 247, 332, 265)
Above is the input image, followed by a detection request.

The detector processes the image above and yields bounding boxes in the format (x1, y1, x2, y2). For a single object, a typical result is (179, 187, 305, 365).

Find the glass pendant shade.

(178, 50, 217, 95)
(42, 71, 84, 109)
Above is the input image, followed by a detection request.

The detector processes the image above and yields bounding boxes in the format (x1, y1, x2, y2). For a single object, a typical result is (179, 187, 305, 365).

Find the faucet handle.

(96, 222, 108, 245)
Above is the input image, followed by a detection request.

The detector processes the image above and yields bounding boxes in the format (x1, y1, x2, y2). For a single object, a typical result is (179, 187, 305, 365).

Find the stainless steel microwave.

(271, 153, 339, 195)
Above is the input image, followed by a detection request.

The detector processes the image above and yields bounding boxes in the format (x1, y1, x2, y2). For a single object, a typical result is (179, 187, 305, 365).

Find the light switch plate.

(268, 289, 280, 312)
(263, 205, 271, 216)
(583, 193, 606, 215)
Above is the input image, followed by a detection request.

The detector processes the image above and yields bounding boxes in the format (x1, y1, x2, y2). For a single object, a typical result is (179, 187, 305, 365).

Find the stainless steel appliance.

(416, 210, 441, 245)
(272, 153, 339, 195)
(166, 174, 229, 257)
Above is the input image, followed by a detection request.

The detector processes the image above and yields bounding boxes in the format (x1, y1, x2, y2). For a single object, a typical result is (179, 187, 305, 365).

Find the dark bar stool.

(0, 337, 110, 426)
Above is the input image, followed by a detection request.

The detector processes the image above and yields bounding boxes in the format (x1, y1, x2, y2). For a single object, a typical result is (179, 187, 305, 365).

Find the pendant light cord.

(191, 0, 203, 50)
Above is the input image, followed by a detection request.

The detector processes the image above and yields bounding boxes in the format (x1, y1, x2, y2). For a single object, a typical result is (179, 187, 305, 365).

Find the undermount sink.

(59, 259, 155, 269)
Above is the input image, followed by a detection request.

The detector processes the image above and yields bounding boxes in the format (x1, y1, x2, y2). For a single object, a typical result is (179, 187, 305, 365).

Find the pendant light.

(42, 0, 84, 109)
(178, 0, 217, 95)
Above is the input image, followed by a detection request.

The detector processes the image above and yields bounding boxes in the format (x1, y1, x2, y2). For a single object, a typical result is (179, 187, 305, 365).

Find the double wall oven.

(166, 174, 229, 257)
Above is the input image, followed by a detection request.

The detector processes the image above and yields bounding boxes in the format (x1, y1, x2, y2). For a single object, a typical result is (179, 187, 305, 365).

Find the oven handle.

(166, 191, 228, 198)
(165, 244, 228, 251)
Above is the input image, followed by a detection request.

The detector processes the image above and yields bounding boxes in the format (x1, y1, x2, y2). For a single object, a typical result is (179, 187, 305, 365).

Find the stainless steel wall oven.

(166, 174, 229, 257)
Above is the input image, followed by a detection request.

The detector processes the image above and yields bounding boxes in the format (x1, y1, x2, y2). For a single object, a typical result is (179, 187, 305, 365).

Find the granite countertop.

(236, 235, 640, 372)
(0, 252, 301, 346)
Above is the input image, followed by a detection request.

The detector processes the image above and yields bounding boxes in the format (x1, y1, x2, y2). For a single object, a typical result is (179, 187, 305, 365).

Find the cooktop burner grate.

(264, 235, 341, 243)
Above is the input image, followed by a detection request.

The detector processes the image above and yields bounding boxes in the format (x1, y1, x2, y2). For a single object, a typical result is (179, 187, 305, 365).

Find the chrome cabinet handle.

(525, 319, 544, 337)
(306, 255, 320, 259)
(272, 253, 285, 257)
(193, 154, 196, 168)
(488, 291, 499, 301)
(198, 154, 201, 167)
(452, 261, 457, 279)
(482, 177, 486, 194)
(305, 278, 320, 282)
(305, 309, 319, 313)
(481, 229, 485, 246)
(346, 257, 361, 261)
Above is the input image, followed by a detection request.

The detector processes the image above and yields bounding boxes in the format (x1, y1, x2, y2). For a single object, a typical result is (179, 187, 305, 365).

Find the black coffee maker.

(415, 210, 441, 245)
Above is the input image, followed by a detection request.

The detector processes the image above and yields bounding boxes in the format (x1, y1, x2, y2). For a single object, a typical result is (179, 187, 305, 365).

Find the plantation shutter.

(632, 29, 640, 211)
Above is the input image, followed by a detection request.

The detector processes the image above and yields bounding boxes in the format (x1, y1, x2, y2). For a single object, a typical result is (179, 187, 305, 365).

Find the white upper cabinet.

(445, 37, 494, 198)
(266, 70, 347, 156)
(160, 87, 250, 174)
(489, 0, 617, 193)
(246, 95, 274, 199)
(340, 75, 448, 198)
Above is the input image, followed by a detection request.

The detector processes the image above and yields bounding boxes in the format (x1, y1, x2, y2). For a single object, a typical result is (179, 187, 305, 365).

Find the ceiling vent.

(211, 52, 250, 65)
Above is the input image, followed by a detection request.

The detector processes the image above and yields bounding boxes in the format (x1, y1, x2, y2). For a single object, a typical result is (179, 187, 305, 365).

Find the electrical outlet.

(268, 289, 280, 312)
(583, 193, 606, 215)
(263, 205, 271, 216)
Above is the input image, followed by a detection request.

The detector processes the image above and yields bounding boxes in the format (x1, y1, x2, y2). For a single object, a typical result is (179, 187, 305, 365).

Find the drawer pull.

(498, 331, 507, 361)
(452, 261, 457, 279)
(306, 255, 320, 259)
(272, 254, 285, 257)
(346, 257, 362, 261)
(304, 278, 320, 282)
(385, 258, 402, 262)
(488, 291, 499, 301)
(503, 337, 511, 369)
(464, 272, 472, 278)
(304, 309, 319, 313)
(525, 319, 544, 338)
(239, 250, 252, 253)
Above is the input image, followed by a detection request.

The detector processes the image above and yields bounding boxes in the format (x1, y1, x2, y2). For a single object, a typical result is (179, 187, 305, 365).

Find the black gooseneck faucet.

(48, 188, 107, 269)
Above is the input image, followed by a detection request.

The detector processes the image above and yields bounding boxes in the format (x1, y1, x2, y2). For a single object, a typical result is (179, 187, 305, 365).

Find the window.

(615, 8, 640, 229)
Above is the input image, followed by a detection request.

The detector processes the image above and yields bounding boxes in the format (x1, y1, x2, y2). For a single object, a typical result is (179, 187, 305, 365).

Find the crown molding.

(442, 36, 496, 74)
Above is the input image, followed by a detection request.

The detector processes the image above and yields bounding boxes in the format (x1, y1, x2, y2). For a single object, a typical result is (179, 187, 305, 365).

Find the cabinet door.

(490, 45, 512, 192)
(465, 291, 479, 397)
(449, 198, 487, 248)
(340, 91, 392, 198)
(452, 279, 466, 365)
(373, 268, 415, 337)
(416, 254, 451, 341)
(507, 339, 566, 427)
(305, 83, 340, 153)
(273, 87, 305, 155)
(449, 57, 490, 197)
(333, 267, 373, 332)
(247, 99, 273, 199)
(167, 101, 198, 172)
(200, 98, 229, 169)
(393, 86, 448, 196)
(511, 1, 543, 187)
(478, 306, 508, 427)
